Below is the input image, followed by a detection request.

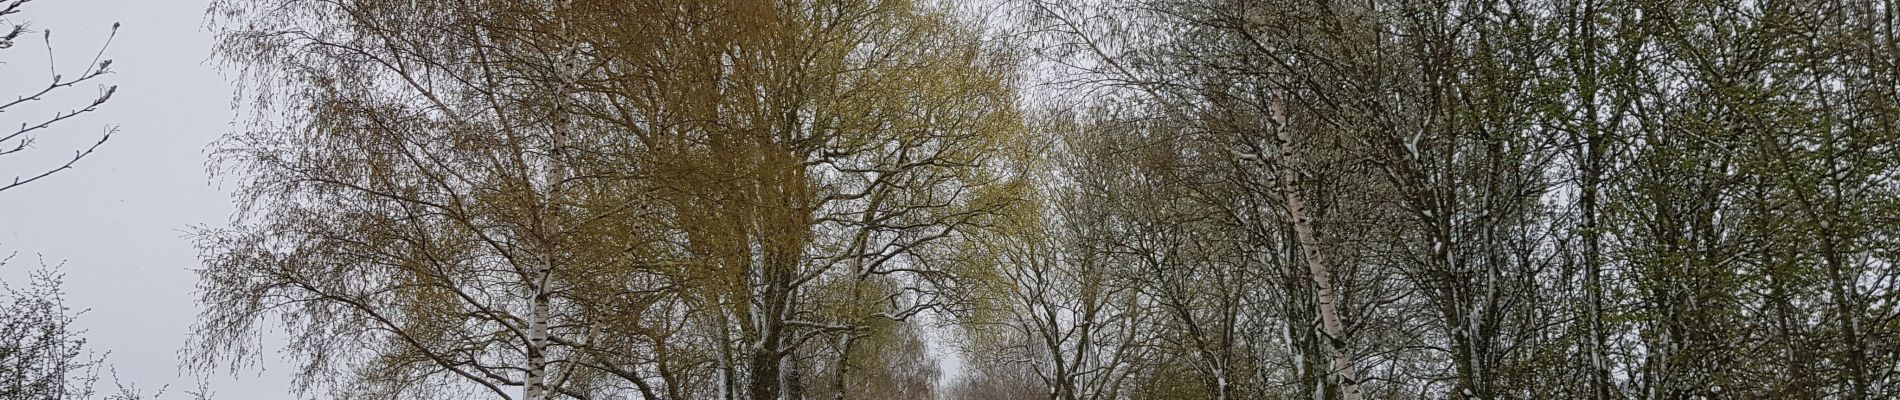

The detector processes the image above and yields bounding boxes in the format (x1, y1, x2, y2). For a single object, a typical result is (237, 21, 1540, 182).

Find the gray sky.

(0, 0, 293, 397)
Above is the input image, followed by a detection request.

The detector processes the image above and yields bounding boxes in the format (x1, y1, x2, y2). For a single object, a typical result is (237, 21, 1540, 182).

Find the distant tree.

(0, 253, 198, 400)
(0, 0, 118, 194)
(0, 254, 103, 400)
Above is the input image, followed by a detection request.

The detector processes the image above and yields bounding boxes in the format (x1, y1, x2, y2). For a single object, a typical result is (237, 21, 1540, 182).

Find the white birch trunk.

(1268, 97, 1361, 400)
(527, 3, 577, 398)
(526, 278, 550, 400)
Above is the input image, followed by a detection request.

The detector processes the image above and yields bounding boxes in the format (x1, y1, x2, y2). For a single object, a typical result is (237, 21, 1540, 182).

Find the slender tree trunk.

(1574, 1, 1612, 395)
(527, 278, 551, 400)
(528, 6, 577, 397)
(721, 314, 741, 400)
(1822, 227, 1869, 399)
(1814, 130, 1870, 400)
(832, 334, 857, 400)
(1268, 97, 1360, 400)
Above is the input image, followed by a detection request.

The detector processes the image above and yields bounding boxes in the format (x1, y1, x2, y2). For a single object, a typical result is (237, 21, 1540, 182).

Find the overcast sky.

(0, 0, 295, 398)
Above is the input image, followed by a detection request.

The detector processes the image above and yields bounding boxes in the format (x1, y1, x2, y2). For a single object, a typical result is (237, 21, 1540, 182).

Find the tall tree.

(194, 1, 1018, 399)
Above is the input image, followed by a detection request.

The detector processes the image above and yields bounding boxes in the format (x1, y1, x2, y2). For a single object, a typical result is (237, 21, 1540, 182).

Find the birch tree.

(194, 1, 1018, 399)
(193, 1, 667, 398)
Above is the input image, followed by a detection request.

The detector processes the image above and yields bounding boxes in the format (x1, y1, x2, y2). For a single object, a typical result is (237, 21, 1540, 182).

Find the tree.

(2, 256, 103, 400)
(193, 1, 1019, 399)
(953, 109, 1168, 400)
(1, 254, 198, 400)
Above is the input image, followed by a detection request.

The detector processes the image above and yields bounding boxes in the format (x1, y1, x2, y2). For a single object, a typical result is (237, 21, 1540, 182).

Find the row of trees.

(192, 0, 1900, 399)
(951, 0, 1900, 399)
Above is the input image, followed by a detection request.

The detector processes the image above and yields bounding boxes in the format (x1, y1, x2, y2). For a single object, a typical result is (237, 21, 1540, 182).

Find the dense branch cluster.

(191, 0, 1900, 399)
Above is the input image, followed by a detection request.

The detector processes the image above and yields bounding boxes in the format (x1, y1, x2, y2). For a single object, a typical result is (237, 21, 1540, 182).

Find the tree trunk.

(1575, 1, 1612, 396)
(1268, 96, 1360, 400)
(528, 7, 578, 398)
(832, 334, 858, 400)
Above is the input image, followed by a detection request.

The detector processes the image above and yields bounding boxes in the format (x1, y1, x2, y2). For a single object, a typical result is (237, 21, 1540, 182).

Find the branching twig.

(0, 0, 119, 194)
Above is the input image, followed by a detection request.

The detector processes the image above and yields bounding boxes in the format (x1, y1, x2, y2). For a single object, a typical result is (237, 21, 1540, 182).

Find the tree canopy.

(191, 0, 1900, 399)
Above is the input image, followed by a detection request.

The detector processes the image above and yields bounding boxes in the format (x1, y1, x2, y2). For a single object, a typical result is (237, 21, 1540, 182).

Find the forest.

(6, 0, 1900, 399)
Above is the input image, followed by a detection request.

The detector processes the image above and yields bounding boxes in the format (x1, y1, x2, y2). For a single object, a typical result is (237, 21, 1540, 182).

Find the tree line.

(186, 0, 1900, 399)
